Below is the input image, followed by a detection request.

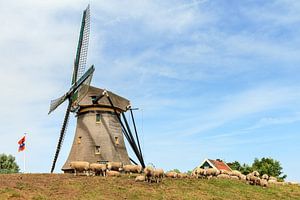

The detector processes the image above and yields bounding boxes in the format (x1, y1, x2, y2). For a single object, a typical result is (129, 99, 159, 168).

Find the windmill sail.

(48, 65, 94, 115)
(50, 65, 94, 172)
(70, 65, 94, 105)
(73, 70, 93, 105)
(51, 101, 72, 173)
(72, 5, 90, 85)
(49, 94, 68, 114)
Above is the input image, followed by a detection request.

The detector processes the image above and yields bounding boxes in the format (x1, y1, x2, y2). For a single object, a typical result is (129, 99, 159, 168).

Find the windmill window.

(115, 137, 119, 145)
(77, 136, 82, 144)
(96, 114, 101, 123)
(91, 96, 97, 103)
(95, 146, 101, 154)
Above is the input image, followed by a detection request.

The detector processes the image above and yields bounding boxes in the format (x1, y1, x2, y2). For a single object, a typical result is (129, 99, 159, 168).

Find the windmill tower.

(48, 5, 145, 173)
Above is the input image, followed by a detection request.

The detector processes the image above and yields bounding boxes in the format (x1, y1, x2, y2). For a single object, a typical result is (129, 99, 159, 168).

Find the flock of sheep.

(69, 161, 164, 183)
(69, 161, 294, 187)
(193, 167, 292, 187)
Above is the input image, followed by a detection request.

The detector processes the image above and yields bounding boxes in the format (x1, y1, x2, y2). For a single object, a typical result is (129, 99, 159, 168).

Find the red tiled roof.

(208, 159, 232, 171)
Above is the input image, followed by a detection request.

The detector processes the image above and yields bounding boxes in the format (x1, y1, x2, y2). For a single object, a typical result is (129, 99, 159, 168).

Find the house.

(195, 158, 232, 172)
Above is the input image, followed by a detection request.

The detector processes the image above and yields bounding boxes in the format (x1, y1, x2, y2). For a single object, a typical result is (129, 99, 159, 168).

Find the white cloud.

(246, 113, 300, 130)
(94, 0, 210, 34)
(167, 84, 300, 136)
(243, 0, 300, 25)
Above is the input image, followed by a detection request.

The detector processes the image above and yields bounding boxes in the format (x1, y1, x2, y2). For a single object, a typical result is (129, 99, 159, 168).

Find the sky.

(0, 0, 299, 182)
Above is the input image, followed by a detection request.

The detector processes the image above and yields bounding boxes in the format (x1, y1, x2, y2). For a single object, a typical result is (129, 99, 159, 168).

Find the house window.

(77, 136, 82, 144)
(115, 137, 119, 145)
(96, 114, 101, 123)
(95, 146, 101, 154)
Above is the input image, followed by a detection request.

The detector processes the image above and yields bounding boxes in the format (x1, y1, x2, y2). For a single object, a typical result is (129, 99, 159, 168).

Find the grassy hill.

(0, 174, 299, 200)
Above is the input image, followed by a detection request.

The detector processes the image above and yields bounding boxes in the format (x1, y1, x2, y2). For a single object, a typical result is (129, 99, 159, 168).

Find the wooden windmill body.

(62, 86, 131, 172)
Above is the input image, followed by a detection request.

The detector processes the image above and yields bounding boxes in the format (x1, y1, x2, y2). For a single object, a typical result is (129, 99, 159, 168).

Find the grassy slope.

(0, 174, 300, 200)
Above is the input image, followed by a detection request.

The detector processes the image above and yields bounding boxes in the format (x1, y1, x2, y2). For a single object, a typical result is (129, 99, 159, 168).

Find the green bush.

(0, 154, 20, 174)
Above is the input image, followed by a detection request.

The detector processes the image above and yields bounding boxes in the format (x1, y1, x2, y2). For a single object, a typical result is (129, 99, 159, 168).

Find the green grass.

(0, 174, 299, 200)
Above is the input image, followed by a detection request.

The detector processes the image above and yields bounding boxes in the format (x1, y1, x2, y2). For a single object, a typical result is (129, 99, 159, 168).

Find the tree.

(171, 169, 181, 173)
(240, 163, 252, 175)
(0, 154, 20, 174)
(227, 161, 252, 175)
(252, 157, 287, 181)
(186, 170, 193, 175)
(227, 161, 242, 171)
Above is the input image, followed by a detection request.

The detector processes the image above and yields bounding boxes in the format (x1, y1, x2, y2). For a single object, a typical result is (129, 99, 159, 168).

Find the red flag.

(18, 136, 26, 152)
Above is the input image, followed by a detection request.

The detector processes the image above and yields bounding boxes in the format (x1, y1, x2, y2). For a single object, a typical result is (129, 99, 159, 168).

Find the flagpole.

(24, 133, 26, 173)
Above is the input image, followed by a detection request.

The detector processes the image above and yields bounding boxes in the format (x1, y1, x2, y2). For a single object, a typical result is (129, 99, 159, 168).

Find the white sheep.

(153, 168, 164, 183)
(165, 171, 178, 178)
(89, 163, 107, 176)
(195, 168, 206, 178)
(135, 175, 146, 182)
(69, 161, 90, 176)
(120, 164, 142, 174)
(252, 171, 260, 177)
(107, 162, 123, 171)
(231, 170, 242, 178)
(217, 174, 230, 179)
(258, 179, 268, 187)
(246, 173, 260, 185)
(177, 173, 188, 178)
(262, 174, 269, 180)
(144, 166, 154, 183)
(205, 168, 220, 176)
(106, 170, 121, 177)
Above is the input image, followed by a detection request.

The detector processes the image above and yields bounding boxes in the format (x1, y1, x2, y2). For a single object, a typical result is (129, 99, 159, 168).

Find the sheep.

(120, 164, 142, 174)
(106, 170, 121, 177)
(258, 179, 268, 187)
(240, 174, 247, 181)
(194, 168, 205, 178)
(69, 161, 90, 176)
(177, 173, 188, 178)
(165, 171, 178, 178)
(268, 179, 277, 184)
(205, 168, 220, 176)
(131, 165, 143, 173)
(269, 176, 277, 182)
(144, 166, 154, 183)
(252, 171, 260, 177)
(220, 169, 232, 176)
(231, 170, 242, 178)
(107, 162, 123, 171)
(153, 168, 164, 183)
(135, 175, 146, 182)
(89, 163, 107, 176)
(273, 181, 286, 186)
(230, 176, 239, 180)
(246, 173, 260, 185)
(191, 170, 197, 178)
(217, 174, 230, 179)
(262, 174, 269, 180)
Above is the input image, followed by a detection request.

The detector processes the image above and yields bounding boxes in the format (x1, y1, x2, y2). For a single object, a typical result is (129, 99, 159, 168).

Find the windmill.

(49, 5, 145, 173)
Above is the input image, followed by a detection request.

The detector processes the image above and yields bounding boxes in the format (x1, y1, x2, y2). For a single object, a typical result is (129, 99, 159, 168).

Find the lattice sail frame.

(72, 5, 90, 85)
(76, 5, 90, 82)
(49, 94, 68, 114)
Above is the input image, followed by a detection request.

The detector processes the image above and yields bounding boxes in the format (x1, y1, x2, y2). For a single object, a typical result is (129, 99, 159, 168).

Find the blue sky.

(0, 0, 300, 182)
